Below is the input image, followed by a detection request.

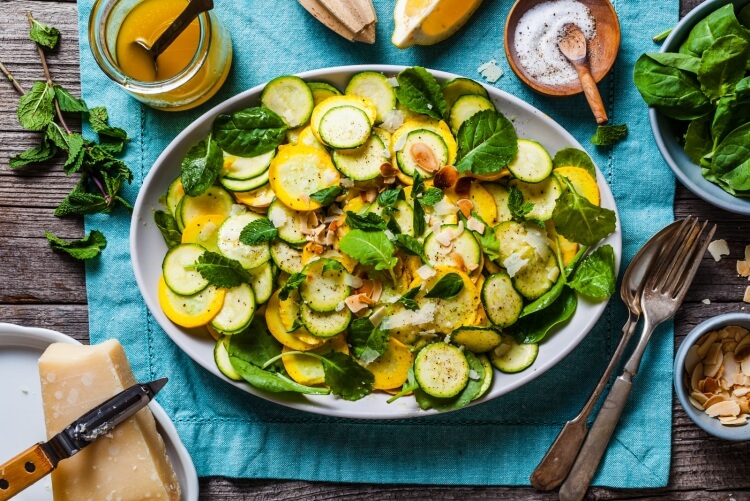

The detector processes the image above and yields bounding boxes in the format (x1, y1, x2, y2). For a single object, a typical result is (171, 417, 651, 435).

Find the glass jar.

(88, 0, 232, 111)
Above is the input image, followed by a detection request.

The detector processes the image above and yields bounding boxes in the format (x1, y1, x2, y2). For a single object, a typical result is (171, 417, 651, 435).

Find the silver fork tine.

(660, 218, 702, 296)
(668, 221, 716, 300)
(643, 216, 694, 292)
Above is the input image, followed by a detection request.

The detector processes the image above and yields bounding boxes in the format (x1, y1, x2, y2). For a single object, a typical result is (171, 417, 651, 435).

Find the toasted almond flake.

(744, 286, 750, 304)
(706, 400, 740, 417)
(723, 352, 739, 379)
(344, 274, 364, 289)
(410, 142, 440, 172)
(416, 265, 436, 280)
(433, 165, 458, 190)
(691, 390, 709, 405)
(697, 332, 718, 358)
(380, 162, 399, 177)
(299, 192, 311, 205)
(740, 399, 750, 414)
(724, 340, 738, 353)
(734, 386, 750, 397)
(702, 298, 711, 305)
(466, 216, 485, 234)
(371, 280, 383, 303)
(467, 263, 479, 272)
(685, 345, 701, 374)
(689, 397, 705, 411)
(359, 294, 375, 305)
(737, 260, 750, 277)
(691, 362, 704, 391)
(744, 244, 750, 263)
(704, 394, 729, 409)
(345, 294, 370, 313)
(708, 239, 730, 262)
(365, 189, 378, 203)
(450, 252, 467, 272)
(703, 377, 721, 394)
(736, 333, 750, 361)
(705, 342, 723, 366)
(325, 230, 336, 246)
(742, 356, 750, 377)
(718, 414, 748, 425)
(456, 199, 473, 218)
(454, 177, 472, 198)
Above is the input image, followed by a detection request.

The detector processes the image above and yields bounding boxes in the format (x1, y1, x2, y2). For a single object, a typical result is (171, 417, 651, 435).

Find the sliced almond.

(410, 142, 439, 173)
(704, 360, 722, 379)
(691, 390, 709, 405)
(684, 344, 701, 374)
(722, 340, 738, 354)
(744, 285, 750, 304)
(720, 377, 732, 392)
(705, 342, 723, 366)
(735, 333, 750, 362)
(705, 399, 740, 418)
(703, 377, 720, 394)
(737, 259, 750, 277)
(379, 162, 399, 177)
(454, 177, 472, 199)
(739, 398, 750, 414)
(691, 362, 704, 391)
(696, 331, 718, 358)
(733, 386, 750, 398)
(718, 414, 748, 425)
(688, 397, 705, 411)
(703, 393, 729, 409)
(456, 199, 473, 218)
(433, 165, 458, 190)
(742, 356, 750, 377)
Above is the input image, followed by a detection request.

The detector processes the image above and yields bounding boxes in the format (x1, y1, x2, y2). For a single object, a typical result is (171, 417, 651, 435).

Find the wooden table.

(2, 0, 749, 499)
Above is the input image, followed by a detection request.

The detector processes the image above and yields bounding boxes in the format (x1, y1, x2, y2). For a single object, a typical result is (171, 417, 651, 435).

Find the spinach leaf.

(387, 366, 418, 403)
(719, 158, 750, 192)
(228, 319, 283, 371)
(188, 251, 251, 288)
(339, 229, 398, 283)
(568, 244, 616, 300)
(644, 52, 702, 73)
(309, 186, 342, 206)
(278, 272, 306, 301)
(455, 110, 518, 175)
(393, 234, 428, 264)
(394, 66, 447, 120)
(552, 147, 596, 177)
(180, 136, 223, 196)
(29, 18, 60, 49)
(552, 178, 616, 246)
(239, 218, 277, 245)
(424, 272, 463, 299)
(346, 211, 387, 231)
(212, 106, 288, 157)
(318, 352, 375, 401)
(590, 124, 628, 146)
(153, 210, 182, 249)
(348, 317, 390, 365)
(684, 116, 714, 163)
(711, 77, 750, 146)
(508, 287, 578, 344)
(17, 81, 55, 131)
(697, 35, 750, 101)
(711, 122, 750, 177)
(45, 230, 107, 260)
(398, 286, 422, 311)
(230, 356, 330, 394)
(633, 55, 713, 120)
(679, 4, 749, 58)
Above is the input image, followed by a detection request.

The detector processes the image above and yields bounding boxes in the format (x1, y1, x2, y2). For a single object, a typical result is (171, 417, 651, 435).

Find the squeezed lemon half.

(392, 0, 484, 49)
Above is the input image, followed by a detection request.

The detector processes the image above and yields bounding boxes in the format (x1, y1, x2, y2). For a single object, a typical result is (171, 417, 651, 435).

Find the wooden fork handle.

(0, 443, 56, 500)
(572, 63, 608, 125)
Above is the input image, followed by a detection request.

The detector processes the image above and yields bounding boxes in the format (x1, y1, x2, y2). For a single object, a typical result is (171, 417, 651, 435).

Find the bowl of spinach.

(634, 0, 750, 215)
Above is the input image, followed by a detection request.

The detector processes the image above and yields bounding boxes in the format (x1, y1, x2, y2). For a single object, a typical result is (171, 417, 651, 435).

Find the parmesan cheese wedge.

(38, 340, 180, 501)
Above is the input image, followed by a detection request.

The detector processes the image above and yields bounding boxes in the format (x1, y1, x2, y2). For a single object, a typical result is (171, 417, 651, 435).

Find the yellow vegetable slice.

(546, 220, 579, 267)
(445, 181, 497, 225)
(391, 118, 457, 167)
(265, 291, 325, 351)
(392, 0, 484, 49)
(158, 275, 225, 329)
(408, 266, 480, 332)
(367, 338, 415, 390)
(282, 334, 349, 386)
(297, 125, 327, 151)
(268, 144, 340, 211)
(310, 95, 377, 144)
(181, 214, 227, 253)
(232, 183, 275, 208)
(553, 166, 600, 206)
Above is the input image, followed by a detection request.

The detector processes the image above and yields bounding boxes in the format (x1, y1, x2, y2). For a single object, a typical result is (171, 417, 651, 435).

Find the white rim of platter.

(0, 323, 199, 501)
(131, 64, 622, 420)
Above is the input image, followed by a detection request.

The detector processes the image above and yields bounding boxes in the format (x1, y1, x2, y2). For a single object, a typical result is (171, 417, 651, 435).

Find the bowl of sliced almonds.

(674, 313, 750, 440)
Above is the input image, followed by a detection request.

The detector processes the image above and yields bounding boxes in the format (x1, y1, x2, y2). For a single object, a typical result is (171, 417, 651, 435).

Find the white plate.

(131, 64, 621, 419)
(0, 323, 199, 501)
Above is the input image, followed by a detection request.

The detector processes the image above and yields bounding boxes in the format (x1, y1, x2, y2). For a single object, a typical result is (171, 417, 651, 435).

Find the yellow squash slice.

(158, 275, 225, 329)
(268, 144, 340, 211)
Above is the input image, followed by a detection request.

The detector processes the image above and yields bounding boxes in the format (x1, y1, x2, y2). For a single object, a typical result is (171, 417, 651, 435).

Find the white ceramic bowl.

(131, 64, 622, 419)
(650, 0, 750, 215)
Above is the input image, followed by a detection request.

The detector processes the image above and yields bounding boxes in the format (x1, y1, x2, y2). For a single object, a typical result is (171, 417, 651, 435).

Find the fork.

(558, 217, 716, 501)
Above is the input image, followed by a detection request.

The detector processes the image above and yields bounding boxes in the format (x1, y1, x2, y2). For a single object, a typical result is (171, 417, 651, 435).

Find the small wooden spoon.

(558, 23, 608, 124)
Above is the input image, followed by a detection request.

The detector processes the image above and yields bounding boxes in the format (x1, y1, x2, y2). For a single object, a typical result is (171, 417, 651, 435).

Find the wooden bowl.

(504, 0, 621, 96)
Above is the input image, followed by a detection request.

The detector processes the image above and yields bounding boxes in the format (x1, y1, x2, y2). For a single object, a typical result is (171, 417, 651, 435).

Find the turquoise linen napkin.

(77, 0, 675, 487)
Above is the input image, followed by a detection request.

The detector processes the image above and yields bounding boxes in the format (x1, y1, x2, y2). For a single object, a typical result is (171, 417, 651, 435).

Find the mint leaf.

(552, 147, 596, 177)
(470, 212, 500, 262)
(319, 352, 375, 401)
(377, 188, 402, 209)
(420, 187, 444, 206)
(88, 107, 128, 140)
(17, 81, 55, 131)
(322, 259, 344, 273)
(29, 18, 60, 49)
(279, 272, 306, 301)
(393, 234, 428, 264)
(424, 272, 463, 299)
(398, 286, 421, 311)
(53, 84, 87, 113)
(9, 136, 57, 168)
(181, 136, 223, 196)
(45, 123, 84, 171)
(212, 106, 287, 157)
(552, 178, 616, 246)
(45, 230, 106, 260)
(153, 210, 182, 249)
(568, 244, 616, 300)
(54, 178, 108, 216)
(508, 186, 534, 220)
(339, 229, 397, 282)
(590, 124, 628, 146)
(189, 251, 251, 288)
(346, 211, 387, 231)
(239, 218, 277, 245)
(348, 317, 390, 364)
(310, 186, 342, 206)
(456, 110, 518, 175)
(395, 66, 447, 120)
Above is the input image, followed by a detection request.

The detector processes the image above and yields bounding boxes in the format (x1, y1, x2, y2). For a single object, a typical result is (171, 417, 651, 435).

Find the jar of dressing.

(88, 0, 232, 111)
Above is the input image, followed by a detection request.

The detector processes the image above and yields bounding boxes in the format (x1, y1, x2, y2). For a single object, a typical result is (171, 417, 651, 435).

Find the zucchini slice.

(181, 214, 226, 254)
(217, 212, 272, 270)
(270, 240, 305, 274)
(299, 302, 352, 338)
(267, 198, 306, 245)
(415, 342, 470, 398)
(345, 71, 397, 124)
(451, 325, 503, 353)
(299, 258, 351, 313)
(219, 171, 270, 193)
(489, 335, 539, 374)
(508, 177, 562, 221)
(233, 183, 275, 209)
(482, 182, 513, 224)
(395, 129, 449, 179)
(390, 118, 457, 166)
(162, 243, 208, 296)
(308, 81, 342, 106)
(222, 150, 275, 180)
(449, 94, 495, 134)
(507, 139, 553, 183)
(481, 272, 523, 328)
(261, 75, 315, 128)
(268, 144, 340, 211)
(512, 247, 559, 300)
(214, 336, 243, 381)
(493, 221, 536, 264)
(178, 185, 235, 231)
(423, 224, 481, 270)
(210, 282, 256, 334)
(441, 77, 489, 112)
(332, 133, 390, 181)
(311, 95, 377, 145)
(318, 105, 373, 149)
(368, 199, 414, 236)
(166, 176, 185, 217)
(247, 261, 276, 305)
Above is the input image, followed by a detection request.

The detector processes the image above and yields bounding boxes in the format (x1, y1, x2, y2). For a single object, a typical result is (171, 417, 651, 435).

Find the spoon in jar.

(557, 23, 608, 124)
(529, 221, 680, 491)
(133, 0, 214, 75)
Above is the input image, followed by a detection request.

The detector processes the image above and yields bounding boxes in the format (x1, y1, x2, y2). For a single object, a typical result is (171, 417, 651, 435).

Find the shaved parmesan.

(384, 229, 396, 241)
(466, 217, 485, 234)
(230, 204, 247, 216)
(198, 221, 217, 242)
(524, 229, 551, 260)
(394, 131, 408, 152)
(432, 197, 458, 216)
(323, 169, 338, 185)
(503, 251, 529, 278)
(416, 265, 436, 280)
(381, 303, 436, 330)
(708, 239, 730, 262)
(340, 178, 354, 188)
(344, 274, 364, 289)
(358, 347, 380, 366)
(381, 109, 406, 133)
(268, 210, 286, 228)
(547, 266, 560, 282)
(369, 306, 387, 327)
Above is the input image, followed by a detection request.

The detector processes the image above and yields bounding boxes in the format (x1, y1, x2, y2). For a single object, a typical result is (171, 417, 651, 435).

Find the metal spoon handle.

(149, 0, 214, 60)
(529, 314, 638, 490)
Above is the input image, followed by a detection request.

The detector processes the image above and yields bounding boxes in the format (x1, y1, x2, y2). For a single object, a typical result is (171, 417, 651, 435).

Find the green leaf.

(455, 110, 518, 175)
(393, 234, 428, 264)
(230, 356, 330, 395)
(424, 272, 463, 299)
(188, 251, 252, 288)
(711, 77, 750, 147)
(387, 366, 418, 403)
(552, 178, 616, 246)
(470, 212, 500, 262)
(397, 286, 421, 311)
(719, 158, 750, 192)
(412, 198, 426, 237)
(322, 259, 344, 273)
(345, 211, 387, 231)
(9, 136, 57, 168)
(45, 230, 107, 260)
(348, 317, 390, 364)
(697, 35, 750, 101)
(45, 123, 84, 171)
(153, 210, 182, 249)
(684, 117, 713, 164)
(679, 4, 750, 58)
(180, 136, 224, 196)
(319, 352, 375, 401)
(239, 218, 277, 245)
(339, 229, 397, 281)
(508, 287, 578, 344)
(377, 188, 402, 209)
(278, 272, 306, 301)
(420, 187, 444, 206)
(644, 52, 701, 74)
(88, 107, 128, 140)
(17, 81, 55, 131)
(568, 245, 616, 300)
(508, 186, 534, 220)
(29, 18, 60, 49)
(741, 4, 750, 29)
(712, 122, 750, 177)
(228, 318, 283, 372)
(53, 84, 87, 113)
(552, 148, 596, 177)
(54, 178, 108, 216)
(411, 172, 426, 199)
(309, 186, 342, 206)
(590, 124, 628, 146)
(212, 106, 288, 157)
(394, 66, 447, 120)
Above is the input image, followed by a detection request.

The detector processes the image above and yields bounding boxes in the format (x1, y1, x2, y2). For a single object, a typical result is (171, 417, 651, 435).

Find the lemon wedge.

(392, 0, 483, 49)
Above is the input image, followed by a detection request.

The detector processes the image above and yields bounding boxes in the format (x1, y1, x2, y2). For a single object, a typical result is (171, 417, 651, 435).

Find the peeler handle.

(0, 443, 56, 501)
